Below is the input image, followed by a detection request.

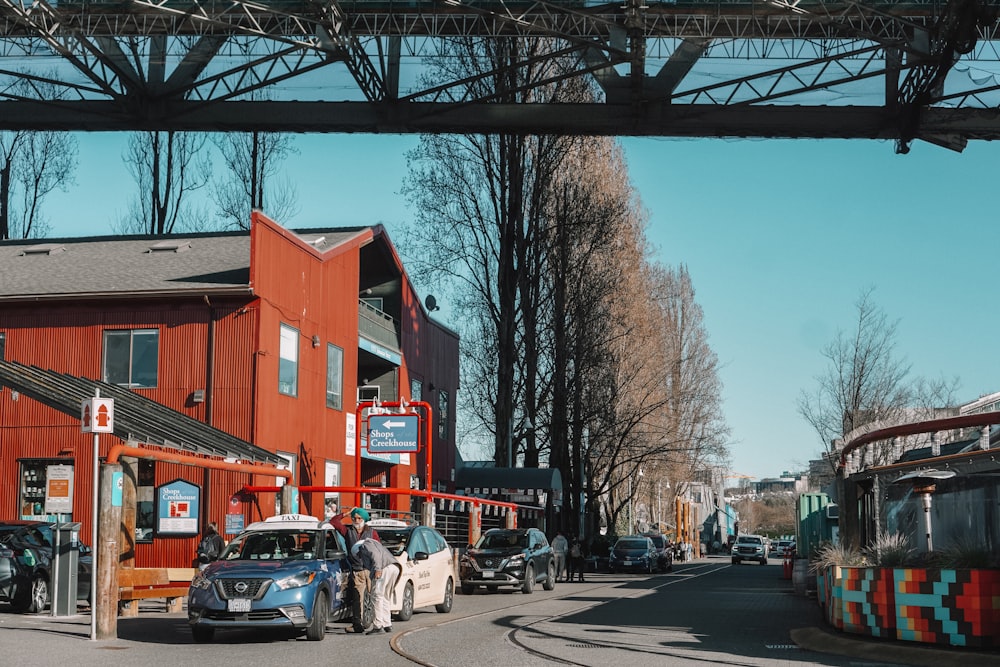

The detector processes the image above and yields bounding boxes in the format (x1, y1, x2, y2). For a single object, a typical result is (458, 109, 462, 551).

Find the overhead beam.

(0, 99, 997, 142)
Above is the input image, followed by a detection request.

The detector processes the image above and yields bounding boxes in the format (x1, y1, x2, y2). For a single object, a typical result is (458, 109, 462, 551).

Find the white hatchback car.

(368, 519, 455, 620)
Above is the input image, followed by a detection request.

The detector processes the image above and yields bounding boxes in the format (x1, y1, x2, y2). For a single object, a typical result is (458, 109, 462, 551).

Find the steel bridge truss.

(0, 0, 997, 151)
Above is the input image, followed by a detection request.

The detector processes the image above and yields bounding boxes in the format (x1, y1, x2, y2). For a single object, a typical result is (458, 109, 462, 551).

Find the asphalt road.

(2, 557, 998, 667)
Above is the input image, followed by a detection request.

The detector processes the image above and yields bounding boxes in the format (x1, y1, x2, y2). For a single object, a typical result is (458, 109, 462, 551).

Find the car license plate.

(481, 570, 495, 579)
(227, 598, 252, 612)
(623, 561, 632, 566)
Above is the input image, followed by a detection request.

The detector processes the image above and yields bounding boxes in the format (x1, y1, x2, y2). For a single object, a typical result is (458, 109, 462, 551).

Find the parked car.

(642, 533, 674, 572)
(459, 527, 555, 594)
(731, 534, 768, 565)
(0, 521, 92, 613)
(187, 514, 352, 642)
(608, 535, 658, 574)
(368, 519, 454, 620)
(771, 540, 795, 558)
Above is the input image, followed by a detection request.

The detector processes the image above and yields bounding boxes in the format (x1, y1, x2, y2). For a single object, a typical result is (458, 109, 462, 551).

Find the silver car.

(731, 534, 768, 565)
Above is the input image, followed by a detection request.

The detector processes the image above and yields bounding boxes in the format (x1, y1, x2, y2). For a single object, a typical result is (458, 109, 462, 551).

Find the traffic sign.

(367, 414, 420, 453)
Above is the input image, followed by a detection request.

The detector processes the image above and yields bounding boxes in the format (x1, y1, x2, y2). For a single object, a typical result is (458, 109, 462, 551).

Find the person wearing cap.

(334, 506, 381, 633)
(351, 538, 399, 635)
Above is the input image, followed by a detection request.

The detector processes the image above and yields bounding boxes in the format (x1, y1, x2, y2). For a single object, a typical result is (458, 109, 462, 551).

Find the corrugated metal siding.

(206, 303, 257, 439)
(251, 220, 363, 488)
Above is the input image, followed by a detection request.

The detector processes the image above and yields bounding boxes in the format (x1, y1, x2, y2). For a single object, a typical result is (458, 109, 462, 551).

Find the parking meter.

(51, 522, 82, 616)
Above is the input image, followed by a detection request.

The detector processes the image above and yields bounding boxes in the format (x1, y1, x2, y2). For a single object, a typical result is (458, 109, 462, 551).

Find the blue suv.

(187, 514, 352, 642)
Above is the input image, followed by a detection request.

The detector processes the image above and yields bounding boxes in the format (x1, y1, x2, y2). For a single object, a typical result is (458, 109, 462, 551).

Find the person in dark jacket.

(196, 521, 226, 570)
(334, 507, 381, 633)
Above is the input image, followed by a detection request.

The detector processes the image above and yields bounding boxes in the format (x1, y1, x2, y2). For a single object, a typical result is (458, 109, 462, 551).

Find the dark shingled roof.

(0, 228, 365, 300)
(0, 359, 284, 464)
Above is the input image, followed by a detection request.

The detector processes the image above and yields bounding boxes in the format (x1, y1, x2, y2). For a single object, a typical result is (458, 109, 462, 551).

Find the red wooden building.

(0, 212, 459, 567)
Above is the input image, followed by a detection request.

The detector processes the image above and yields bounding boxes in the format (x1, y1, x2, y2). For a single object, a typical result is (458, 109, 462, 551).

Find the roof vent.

(147, 240, 192, 253)
(19, 243, 66, 256)
(309, 236, 327, 247)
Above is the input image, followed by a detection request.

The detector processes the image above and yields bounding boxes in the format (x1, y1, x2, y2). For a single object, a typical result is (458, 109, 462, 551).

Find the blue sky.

(44, 132, 1000, 482)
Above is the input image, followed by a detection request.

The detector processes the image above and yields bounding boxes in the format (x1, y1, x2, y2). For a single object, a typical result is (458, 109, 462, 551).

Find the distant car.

(731, 534, 768, 565)
(459, 528, 555, 594)
(771, 540, 795, 558)
(0, 521, 92, 613)
(609, 536, 658, 574)
(642, 533, 674, 572)
(187, 514, 352, 642)
(368, 519, 454, 620)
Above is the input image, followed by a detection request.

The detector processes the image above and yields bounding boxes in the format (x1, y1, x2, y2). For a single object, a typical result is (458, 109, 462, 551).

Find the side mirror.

(325, 549, 346, 560)
(413, 551, 429, 562)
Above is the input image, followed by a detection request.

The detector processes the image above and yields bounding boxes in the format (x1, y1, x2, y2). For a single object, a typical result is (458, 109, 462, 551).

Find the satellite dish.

(425, 294, 440, 312)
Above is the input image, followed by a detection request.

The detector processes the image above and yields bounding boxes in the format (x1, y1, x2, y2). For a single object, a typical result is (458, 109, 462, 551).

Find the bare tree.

(117, 131, 211, 235)
(212, 131, 299, 229)
(798, 287, 957, 471)
(0, 77, 77, 240)
(400, 36, 585, 469)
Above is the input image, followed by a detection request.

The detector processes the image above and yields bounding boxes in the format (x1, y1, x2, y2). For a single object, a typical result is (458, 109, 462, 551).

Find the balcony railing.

(358, 299, 400, 351)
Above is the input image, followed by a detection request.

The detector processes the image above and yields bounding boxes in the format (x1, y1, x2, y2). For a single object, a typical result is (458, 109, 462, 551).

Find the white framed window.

(326, 343, 343, 410)
(103, 329, 159, 388)
(278, 323, 298, 397)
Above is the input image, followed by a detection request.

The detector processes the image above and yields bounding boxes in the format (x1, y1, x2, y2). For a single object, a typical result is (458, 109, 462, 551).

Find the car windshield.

(616, 539, 648, 550)
(738, 536, 762, 545)
(477, 531, 527, 549)
(647, 535, 665, 548)
(221, 530, 319, 561)
(377, 528, 412, 557)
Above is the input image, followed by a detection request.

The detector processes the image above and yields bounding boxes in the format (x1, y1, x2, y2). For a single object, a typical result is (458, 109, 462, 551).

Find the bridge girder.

(0, 0, 995, 150)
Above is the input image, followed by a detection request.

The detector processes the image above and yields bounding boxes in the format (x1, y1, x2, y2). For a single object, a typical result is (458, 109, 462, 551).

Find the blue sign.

(225, 514, 245, 535)
(156, 479, 200, 536)
(368, 414, 420, 453)
(111, 471, 123, 507)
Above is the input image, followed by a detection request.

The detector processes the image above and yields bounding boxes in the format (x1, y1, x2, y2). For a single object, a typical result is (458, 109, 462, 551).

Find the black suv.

(460, 528, 555, 594)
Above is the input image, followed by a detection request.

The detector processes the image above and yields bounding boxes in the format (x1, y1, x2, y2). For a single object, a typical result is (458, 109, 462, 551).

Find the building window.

(136, 459, 155, 543)
(279, 323, 298, 396)
(0, 331, 5, 359)
(410, 378, 422, 402)
(438, 390, 449, 439)
(103, 329, 159, 388)
(326, 343, 343, 410)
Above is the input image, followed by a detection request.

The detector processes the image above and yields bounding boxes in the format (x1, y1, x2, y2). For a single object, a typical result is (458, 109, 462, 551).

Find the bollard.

(782, 555, 793, 579)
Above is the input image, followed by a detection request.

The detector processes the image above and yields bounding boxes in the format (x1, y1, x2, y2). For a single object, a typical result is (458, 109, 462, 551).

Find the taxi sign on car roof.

(367, 518, 411, 528)
(244, 514, 323, 531)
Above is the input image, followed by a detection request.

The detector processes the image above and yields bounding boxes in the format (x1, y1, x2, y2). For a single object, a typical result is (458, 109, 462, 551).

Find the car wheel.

(21, 575, 49, 614)
(435, 578, 454, 613)
(460, 582, 475, 595)
(521, 565, 534, 594)
(732, 558, 740, 565)
(543, 562, 555, 591)
(397, 581, 414, 621)
(305, 591, 328, 641)
(191, 626, 215, 643)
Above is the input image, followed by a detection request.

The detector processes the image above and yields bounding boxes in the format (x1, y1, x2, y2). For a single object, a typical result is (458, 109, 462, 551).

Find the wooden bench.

(118, 567, 196, 617)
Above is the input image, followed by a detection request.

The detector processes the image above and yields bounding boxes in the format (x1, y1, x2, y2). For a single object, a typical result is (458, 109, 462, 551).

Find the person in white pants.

(352, 538, 400, 634)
